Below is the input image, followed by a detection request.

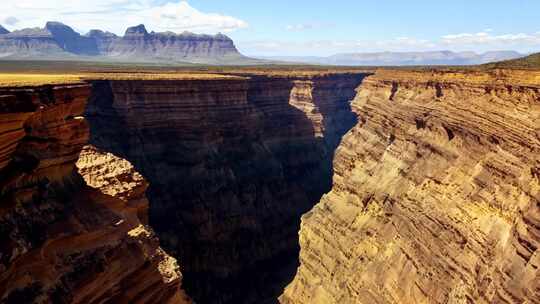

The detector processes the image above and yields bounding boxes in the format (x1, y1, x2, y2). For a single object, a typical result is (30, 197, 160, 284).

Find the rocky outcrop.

(0, 84, 190, 303)
(0, 22, 246, 63)
(84, 73, 367, 303)
(76, 145, 151, 224)
(281, 69, 540, 303)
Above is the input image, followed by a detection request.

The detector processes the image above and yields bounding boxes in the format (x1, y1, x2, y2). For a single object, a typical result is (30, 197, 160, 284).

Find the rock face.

(86, 30, 118, 54)
(0, 84, 190, 303)
(84, 73, 367, 303)
(0, 22, 245, 63)
(281, 70, 540, 303)
(44, 22, 99, 56)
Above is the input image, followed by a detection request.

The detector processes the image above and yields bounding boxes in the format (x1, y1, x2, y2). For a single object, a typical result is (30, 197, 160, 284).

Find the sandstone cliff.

(84, 73, 367, 303)
(0, 84, 190, 303)
(282, 69, 540, 303)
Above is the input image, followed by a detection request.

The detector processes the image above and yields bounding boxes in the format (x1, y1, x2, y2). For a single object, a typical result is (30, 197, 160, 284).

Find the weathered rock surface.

(77, 144, 151, 224)
(281, 69, 540, 303)
(0, 84, 190, 303)
(85, 73, 367, 303)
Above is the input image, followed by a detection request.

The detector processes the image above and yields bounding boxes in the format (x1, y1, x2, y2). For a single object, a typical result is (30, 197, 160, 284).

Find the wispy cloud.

(286, 23, 315, 32)
(0, 1, 248, 34)
(285, 22, 334, 32)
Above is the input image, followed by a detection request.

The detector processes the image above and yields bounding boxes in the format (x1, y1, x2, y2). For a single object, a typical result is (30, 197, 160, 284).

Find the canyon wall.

(4, 68, 537, 304)
(282, 70, 540, 303)
(0, 84, 190, 303)
(84, 73, 367, 303)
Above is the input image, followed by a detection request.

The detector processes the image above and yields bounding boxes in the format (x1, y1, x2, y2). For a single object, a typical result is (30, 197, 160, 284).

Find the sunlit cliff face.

(282, 69, 540, 304)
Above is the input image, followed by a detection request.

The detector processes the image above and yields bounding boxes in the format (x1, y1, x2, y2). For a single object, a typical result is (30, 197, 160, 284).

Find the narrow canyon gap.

(83, 73, 368, 303)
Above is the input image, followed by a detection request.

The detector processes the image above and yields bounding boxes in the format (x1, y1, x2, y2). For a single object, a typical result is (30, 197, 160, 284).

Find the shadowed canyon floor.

(0, 67, 539, 303)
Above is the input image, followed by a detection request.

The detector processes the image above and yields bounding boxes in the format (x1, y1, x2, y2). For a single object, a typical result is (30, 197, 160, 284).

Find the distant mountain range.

(259, 51, 525, 66)
(0, 22, 258, 64)
(0, 22, 528, 66)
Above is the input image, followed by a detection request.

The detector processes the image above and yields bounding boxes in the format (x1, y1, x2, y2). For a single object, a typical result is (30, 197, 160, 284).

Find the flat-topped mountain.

(0, 22, 250, 64)
(95, 24, 241, 61)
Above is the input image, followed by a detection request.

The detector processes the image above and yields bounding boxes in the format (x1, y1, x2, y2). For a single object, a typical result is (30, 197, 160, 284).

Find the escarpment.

(84, 73, 367, 303)
(0, 84, 190, 303)
(282, 70, 540, 303)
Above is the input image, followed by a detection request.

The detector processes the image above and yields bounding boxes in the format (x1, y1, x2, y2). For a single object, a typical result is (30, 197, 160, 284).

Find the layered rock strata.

(0, 84, 190, 303)
(282, 70, 540, 303)
(85, 73, 367, 303)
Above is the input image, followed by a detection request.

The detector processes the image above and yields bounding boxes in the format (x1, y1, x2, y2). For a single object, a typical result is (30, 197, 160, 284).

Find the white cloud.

(286, 24, 315, 32)
(0, 1, 248, 34)
(285, 22, 335, 32)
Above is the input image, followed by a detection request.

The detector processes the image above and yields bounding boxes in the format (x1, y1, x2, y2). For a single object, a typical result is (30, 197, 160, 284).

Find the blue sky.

(2, 0, 540, 56)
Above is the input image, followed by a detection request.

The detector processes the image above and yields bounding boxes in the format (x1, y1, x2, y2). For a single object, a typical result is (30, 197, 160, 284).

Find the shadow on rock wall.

(85, 74, 368, 304)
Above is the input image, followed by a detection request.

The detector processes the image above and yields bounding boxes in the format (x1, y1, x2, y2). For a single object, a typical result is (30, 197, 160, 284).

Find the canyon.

(84, 73, 367, 303)
(0, 67, 539, 304)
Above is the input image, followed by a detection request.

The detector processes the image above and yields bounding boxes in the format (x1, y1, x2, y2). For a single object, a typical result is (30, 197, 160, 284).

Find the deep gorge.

(1, 69, 538, 304)
(84, 74, 368, 303)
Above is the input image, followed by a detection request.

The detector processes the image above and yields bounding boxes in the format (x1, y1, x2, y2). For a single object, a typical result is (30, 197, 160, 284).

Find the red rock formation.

(0, 84, 190, 304)
(282, 69, 540, 303)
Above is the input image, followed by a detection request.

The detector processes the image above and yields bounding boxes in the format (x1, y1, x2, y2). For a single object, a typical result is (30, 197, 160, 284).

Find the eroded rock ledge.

(0, 85, 190, 304)
(282, 69, 540, 303)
